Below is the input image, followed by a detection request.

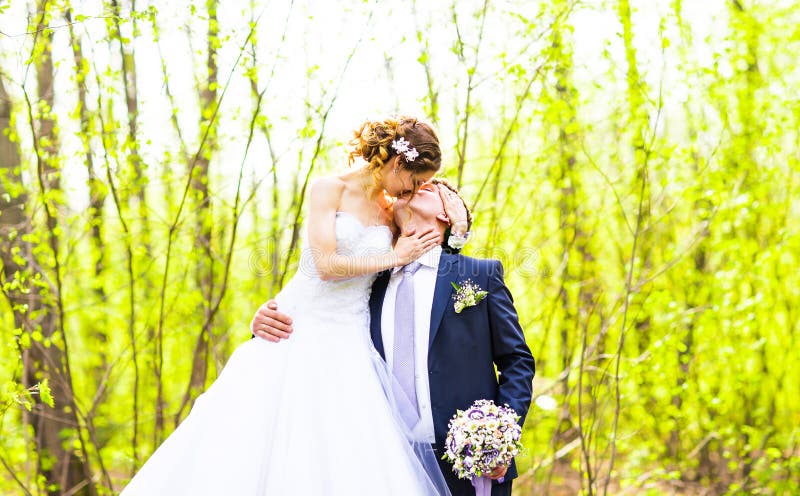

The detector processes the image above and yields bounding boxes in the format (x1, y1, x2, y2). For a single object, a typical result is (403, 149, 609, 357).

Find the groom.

(251, 179, 535, 496)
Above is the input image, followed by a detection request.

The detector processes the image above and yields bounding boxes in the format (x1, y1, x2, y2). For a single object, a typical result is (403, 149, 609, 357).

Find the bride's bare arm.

(307, 178, 439, 281)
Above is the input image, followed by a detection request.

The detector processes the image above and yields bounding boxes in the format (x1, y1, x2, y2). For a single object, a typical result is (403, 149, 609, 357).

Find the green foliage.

(1, 0, 799, 494)
(1, 379, 53, 414)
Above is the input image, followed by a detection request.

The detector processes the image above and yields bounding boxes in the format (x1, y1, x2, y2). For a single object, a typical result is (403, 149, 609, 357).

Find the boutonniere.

(450, 279, 488, 313)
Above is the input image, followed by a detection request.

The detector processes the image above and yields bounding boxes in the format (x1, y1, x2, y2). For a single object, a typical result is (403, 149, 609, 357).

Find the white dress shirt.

(380, 246, 441, 443)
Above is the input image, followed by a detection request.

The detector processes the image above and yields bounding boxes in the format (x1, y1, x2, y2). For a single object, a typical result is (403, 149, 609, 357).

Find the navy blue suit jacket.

(369, 253, 535, 491)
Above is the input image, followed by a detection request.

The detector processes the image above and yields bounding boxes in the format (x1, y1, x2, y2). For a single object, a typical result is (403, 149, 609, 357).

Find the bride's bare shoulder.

(309, 176, 346, 197)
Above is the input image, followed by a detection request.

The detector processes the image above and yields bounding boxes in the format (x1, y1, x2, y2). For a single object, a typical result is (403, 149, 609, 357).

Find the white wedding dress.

(121, 212, 450, 495)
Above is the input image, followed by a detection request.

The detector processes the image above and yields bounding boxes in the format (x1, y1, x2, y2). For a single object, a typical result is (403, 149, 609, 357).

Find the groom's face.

(393, 182, 448, 235)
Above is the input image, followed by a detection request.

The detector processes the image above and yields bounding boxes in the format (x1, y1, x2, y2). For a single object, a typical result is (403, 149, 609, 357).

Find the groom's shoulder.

(450, 253, 504, 278)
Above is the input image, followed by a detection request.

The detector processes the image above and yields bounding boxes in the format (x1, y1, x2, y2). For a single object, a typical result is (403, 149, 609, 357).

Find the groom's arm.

(486, 260, 535, 425)
(251, 300, 294, 342)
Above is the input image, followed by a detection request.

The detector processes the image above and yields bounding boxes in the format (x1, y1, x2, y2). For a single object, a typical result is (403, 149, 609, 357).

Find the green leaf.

(39, 379, 54, 408)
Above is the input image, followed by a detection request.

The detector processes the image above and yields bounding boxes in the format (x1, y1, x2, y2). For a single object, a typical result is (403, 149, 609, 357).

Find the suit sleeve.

(487, 259, 535, 425)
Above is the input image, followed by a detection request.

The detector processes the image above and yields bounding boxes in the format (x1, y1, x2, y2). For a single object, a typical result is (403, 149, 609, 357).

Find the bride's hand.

(438, 186, 469, 236)
(393, 228, 440, 266)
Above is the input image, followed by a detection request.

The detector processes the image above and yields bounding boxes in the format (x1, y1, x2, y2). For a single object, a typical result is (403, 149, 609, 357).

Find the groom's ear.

(436, 212, 450, 224)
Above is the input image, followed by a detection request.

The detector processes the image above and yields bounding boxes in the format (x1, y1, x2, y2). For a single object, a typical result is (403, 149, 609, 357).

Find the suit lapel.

(428, 253, 461, 349)
(369, 270, 391, 359)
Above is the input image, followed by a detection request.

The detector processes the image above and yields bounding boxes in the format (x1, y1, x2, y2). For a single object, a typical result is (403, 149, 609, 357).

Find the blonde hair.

(348, 115, 441, 189)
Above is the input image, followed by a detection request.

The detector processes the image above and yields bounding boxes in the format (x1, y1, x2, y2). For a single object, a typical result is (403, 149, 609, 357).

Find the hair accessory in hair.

(391, 137, 419, 163)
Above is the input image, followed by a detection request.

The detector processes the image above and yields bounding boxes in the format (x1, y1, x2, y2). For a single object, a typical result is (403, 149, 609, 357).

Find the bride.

(121, 116, 452, 495)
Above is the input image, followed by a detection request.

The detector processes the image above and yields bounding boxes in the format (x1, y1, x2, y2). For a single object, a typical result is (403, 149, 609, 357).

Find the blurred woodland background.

(0, 0, 798, 494)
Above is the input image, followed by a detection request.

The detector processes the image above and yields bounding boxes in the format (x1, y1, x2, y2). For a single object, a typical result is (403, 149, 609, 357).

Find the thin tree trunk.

(111, 0, 149, 236)
(617, 0, 654, 358)
(107, 0, 150, 456)
(175, 0, 220, 424)
(726, 0, 764, 486)
(606, 2, 655, 493)
(451, 0, 489, 189)
(412, 0, 439, 126)
(245, 0, 295, 295)
(31, 8, 96, 493)
(553, 11, 598, 493)
(2, 6, 96, 491)
(0, 72, 39, 496)
(67, 8, 109, 397)
(668, 0, 701, 463)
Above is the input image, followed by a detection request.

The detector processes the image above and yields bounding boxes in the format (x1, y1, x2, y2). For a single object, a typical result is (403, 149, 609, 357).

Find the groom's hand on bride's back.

(250, 300, 294, 342)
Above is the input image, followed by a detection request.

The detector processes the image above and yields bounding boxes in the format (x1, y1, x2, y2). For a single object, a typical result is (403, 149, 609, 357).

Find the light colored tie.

(393, 261, 422, 426)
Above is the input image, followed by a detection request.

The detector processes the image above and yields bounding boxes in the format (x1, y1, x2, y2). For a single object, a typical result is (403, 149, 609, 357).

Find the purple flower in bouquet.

(467, 408, 485, 420)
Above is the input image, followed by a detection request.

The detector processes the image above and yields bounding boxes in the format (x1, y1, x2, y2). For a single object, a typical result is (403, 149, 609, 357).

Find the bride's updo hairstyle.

(348, 115, 441, 187)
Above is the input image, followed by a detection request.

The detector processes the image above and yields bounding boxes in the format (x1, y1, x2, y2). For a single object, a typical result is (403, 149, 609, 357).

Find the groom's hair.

(430, 178, 473, 230)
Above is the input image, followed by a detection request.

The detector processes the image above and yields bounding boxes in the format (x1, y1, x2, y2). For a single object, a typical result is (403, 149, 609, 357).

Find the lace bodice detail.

(275, 212, 393, 326)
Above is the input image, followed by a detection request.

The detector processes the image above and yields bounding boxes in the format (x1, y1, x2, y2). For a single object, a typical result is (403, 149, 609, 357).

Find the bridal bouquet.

(443, 399, 523, 495)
